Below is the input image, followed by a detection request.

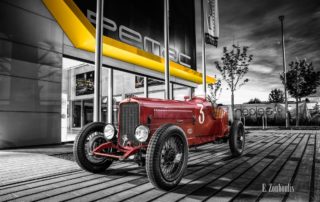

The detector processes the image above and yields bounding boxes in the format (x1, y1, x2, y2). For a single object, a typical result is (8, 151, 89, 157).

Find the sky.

(205, 0, 320, 104)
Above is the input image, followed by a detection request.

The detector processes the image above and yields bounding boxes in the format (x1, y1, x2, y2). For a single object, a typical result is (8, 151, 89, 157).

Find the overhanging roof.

(43, 0, 216, 84)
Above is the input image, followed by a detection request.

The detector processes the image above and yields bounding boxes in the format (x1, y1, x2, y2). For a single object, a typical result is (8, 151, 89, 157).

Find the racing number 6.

(197, 103, 205, 124)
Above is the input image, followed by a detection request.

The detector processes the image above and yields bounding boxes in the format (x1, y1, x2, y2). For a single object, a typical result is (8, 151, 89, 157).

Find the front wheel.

(73, 122, 113, 173)
(146, 124, 188, 190)
(229, 120, 245, 156)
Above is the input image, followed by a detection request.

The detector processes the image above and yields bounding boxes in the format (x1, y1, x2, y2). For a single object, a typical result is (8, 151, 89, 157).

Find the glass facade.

(61, 58, 193, 141)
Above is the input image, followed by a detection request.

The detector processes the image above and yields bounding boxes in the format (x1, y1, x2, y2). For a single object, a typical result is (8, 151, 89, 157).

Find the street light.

(279, 15, 289, 128)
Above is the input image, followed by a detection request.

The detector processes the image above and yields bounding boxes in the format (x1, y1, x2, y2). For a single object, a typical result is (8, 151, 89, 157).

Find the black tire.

(73, 122, 113, 173)
(146, 124, 188, 190)
(229, 120, 245, 157)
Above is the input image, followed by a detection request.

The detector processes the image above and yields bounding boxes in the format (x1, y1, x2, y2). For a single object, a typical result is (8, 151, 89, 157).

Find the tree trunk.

(231, 67, 235, 122)
(231, 90, 235, 121)
(296, 97, 299, 126)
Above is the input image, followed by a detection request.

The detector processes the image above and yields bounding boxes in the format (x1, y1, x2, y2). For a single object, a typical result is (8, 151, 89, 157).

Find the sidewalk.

(1, 143, 73, 155)
(0, 144, 79, 186)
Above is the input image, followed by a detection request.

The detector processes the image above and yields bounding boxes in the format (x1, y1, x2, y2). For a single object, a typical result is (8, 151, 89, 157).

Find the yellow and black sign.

(43, 0, 216, 84)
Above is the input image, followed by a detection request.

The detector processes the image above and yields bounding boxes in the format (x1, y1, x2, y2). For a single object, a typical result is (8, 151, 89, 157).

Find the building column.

(107, 68, 113, 124)
(164, 0, 171, 100)
(201, 0, 207, 97)
(170, 83, 174, 100)
(144, 76, 149, 98)
(93, 0, 104, 122)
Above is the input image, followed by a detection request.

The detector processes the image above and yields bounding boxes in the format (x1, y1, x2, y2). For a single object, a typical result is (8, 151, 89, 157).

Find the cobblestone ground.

(0, 130, 319, 202)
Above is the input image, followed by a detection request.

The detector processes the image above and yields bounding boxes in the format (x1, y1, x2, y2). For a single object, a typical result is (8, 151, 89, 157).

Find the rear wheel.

(73, 122, 113, 173)
(229, 120, 245, 156)
(146, 124, 188, 190)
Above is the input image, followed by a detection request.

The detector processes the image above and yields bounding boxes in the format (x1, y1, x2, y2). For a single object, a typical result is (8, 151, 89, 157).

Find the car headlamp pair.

(104, 124, 149, 142)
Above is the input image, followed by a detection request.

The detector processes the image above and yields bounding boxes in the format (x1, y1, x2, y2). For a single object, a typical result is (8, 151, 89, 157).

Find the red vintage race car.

(74, 96, 245, 190)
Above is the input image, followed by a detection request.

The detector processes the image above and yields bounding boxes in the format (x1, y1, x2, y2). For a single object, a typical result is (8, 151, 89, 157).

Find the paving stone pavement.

(0, 152, 80, 186)
(0, 130, 319, 202)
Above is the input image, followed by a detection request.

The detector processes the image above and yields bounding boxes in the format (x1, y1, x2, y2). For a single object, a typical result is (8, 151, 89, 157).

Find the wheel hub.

(174, 153, 182, 163)
(164, 149, 176, 163)
(237, 130, 244, 150)
(85, 132, 107, 163)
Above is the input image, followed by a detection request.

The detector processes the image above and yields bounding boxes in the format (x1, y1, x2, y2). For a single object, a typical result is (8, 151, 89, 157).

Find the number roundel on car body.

(197, 103, 205, 124)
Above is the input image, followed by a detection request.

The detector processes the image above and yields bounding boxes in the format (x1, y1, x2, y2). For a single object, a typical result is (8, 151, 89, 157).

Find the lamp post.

(279, 15, 289, 128)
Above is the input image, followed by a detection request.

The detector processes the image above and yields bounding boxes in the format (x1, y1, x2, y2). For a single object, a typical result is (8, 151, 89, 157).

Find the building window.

(148, 78, 165, 99)
(173, 84, 191, 100)
(72, 100, 81, 128)
(83, 99, 93, 125)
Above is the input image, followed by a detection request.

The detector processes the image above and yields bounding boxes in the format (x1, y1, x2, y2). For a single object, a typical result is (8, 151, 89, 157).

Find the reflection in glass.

(83, 99, 93, 125)
(72, 100, 81, 128)
(75, 71, 94, 96)
(173, 84, 191, 101)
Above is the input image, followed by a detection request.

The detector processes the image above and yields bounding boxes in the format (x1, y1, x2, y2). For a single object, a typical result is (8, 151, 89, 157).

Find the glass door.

(83, 99, 93, 125)
(72, 100, 82, 128)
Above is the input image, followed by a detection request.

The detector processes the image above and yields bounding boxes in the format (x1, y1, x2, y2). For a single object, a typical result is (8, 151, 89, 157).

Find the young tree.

(269, 88, 284, 103)
(281, 59, 320, 126)
(215, 45, 253, 120)
(207, 79, 222, 118)
(207, 79, 222, 106)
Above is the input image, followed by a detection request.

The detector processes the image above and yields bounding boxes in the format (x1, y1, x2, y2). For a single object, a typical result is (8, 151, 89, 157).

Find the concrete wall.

(0, 0, 63, 148)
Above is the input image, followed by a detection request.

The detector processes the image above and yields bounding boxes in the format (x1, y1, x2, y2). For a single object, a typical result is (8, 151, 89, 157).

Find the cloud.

(203, 0, 320, 104)
(250, 64, 274, 74)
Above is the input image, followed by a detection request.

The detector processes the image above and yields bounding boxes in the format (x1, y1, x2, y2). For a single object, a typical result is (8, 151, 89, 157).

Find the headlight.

(135, 125, 149, 142)
(104, 124, 116, 140)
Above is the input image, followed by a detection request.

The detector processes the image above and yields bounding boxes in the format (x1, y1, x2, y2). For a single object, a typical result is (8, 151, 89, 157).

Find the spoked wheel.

(146, 124, 188, 190)
(74, 122, 113, 173)
(229, 120, 245, 156)
(160, 136, 184, 182)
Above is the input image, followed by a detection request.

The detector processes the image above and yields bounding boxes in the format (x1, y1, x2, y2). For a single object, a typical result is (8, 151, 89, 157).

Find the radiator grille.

(119, 102, 140, 146)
